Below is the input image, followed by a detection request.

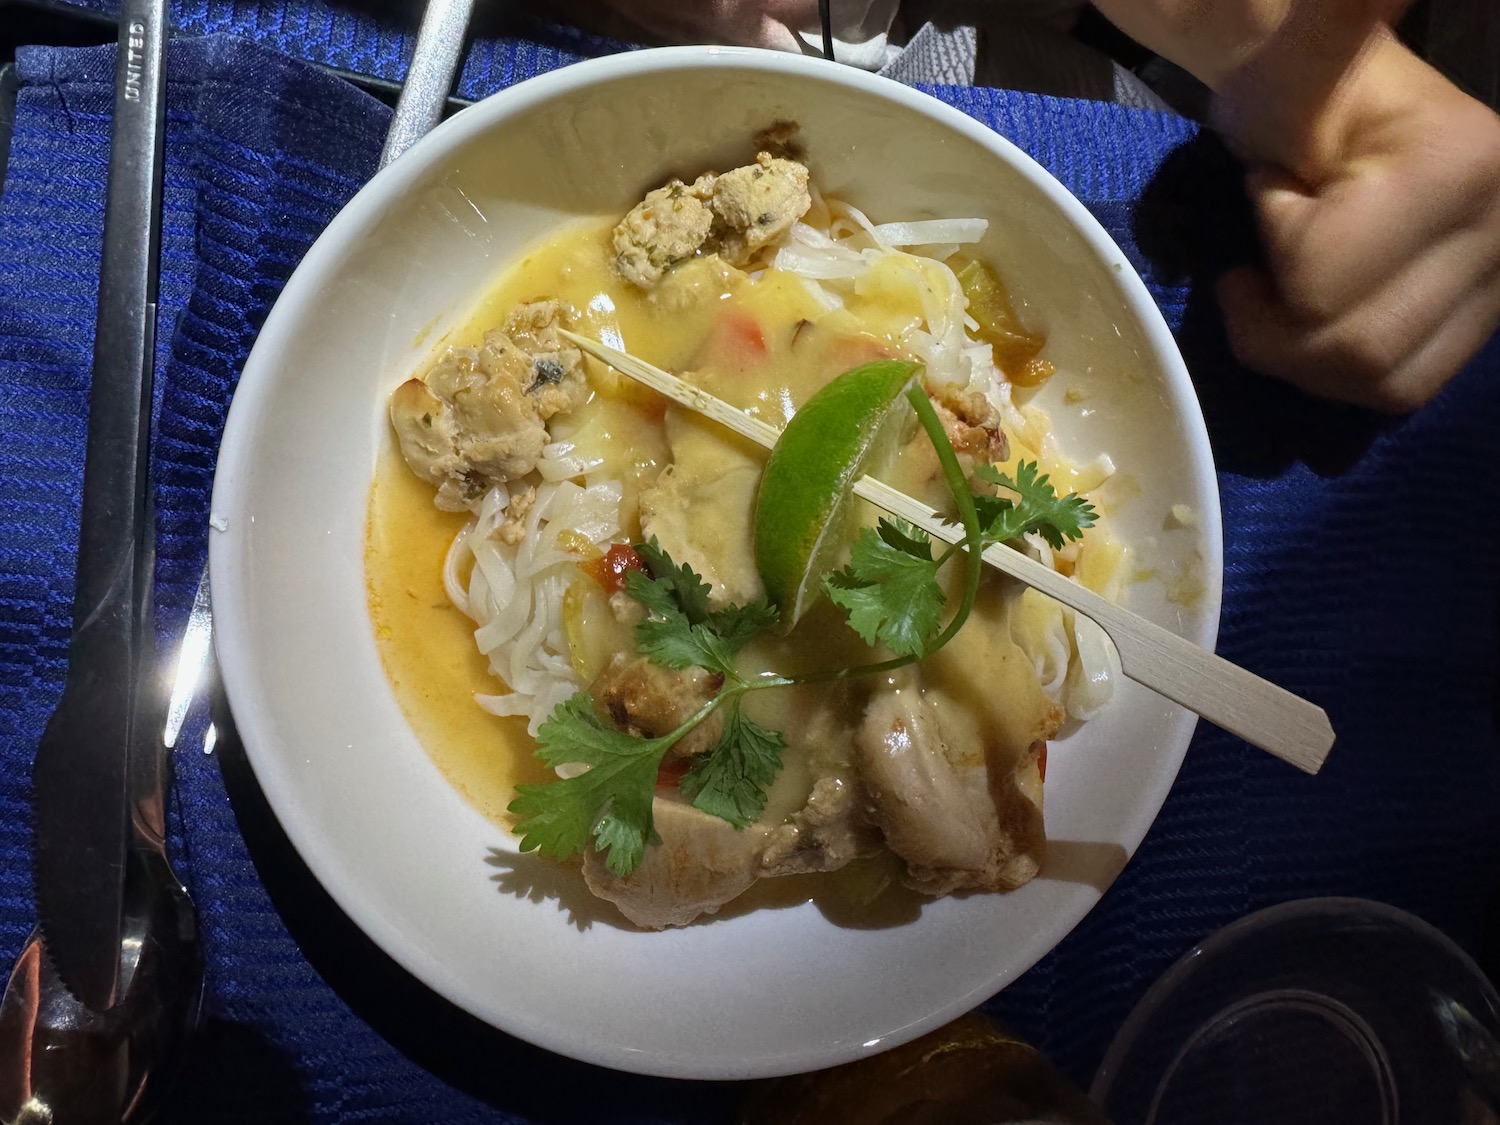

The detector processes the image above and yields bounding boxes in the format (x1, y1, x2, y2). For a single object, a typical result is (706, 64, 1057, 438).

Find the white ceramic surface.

(209, 46, 1222, 1080)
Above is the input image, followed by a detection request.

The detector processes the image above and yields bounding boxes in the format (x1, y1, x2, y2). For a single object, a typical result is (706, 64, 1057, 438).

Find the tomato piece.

(726, 312, 767, 357)
(580, 542, 647, 595)
(657, 755, 693, 790)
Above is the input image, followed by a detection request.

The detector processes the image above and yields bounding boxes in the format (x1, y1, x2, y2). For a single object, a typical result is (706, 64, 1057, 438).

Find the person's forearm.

(1089, 0, 1291, 87)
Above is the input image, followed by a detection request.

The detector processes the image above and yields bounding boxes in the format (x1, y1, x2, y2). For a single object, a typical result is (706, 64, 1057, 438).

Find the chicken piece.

(612, 181, 716, 289)
(928, 383, 1009, 466)
(758, 685, 880, 876)
(709, 153, 812, 268)
(611, 154, 812, 289)
(389, 300, 586, 510)
(637, 407, 766, 607)
(585, 772, 871, 929)
(856, 669, 1045, 897)
(759, 775, 877, 877)
(593, 654, 724, 760)
(501, 299, 589, 421)
(585, 688, 875, 928)
(650, 254, 740, 314)
(583, 798, 770, 929)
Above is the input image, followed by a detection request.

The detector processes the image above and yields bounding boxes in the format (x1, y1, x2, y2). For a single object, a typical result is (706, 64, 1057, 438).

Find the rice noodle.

(443, 195, 1113, 738)
(451, 477, 623, 736)
(1064, 614, 1121, 721)
(537, 440, 602, 482)
(773, 210, 984, 390)
(868, 218, 988, 248)
(1011, 590, 1071, 702)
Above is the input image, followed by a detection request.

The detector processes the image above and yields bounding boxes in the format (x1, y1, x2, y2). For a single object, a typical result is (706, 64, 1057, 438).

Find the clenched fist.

(1214, 1, 1500, 411)
(1100, 0, 1500, 412)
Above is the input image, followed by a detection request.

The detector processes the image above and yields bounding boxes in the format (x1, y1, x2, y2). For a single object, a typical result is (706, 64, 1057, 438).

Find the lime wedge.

(754, 359, 921, 627)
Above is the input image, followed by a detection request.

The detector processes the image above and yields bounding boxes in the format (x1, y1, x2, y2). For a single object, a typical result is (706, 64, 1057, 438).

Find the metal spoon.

(0, 0, 204, 1118)
(379, 0, 474, 166)
(0, 847, 201, 1125)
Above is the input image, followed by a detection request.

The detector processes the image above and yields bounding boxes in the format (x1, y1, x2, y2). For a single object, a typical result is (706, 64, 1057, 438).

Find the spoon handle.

(30, 0, 169, 1014)
(379, 0, 474, 168)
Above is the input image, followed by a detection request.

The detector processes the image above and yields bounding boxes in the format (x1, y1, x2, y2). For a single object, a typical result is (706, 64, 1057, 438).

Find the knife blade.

(30, 0, 169, 1013)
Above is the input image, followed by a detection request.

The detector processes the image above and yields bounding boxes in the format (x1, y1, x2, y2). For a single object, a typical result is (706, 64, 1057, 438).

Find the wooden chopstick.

(560, 329, 1335, 775)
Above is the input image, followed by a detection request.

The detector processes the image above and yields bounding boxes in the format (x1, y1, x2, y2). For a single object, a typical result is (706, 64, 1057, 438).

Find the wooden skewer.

(561, 330, 1335, 775)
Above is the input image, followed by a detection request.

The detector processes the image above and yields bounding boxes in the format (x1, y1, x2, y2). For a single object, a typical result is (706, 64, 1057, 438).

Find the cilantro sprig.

(826, 447, 1096, 659)
(510, 542, 789, 874)
(974, 460, 1097, 550)
(825, 521, 946, 655)
(508, 693, 689, 876)
(508, 377, 1096, 877)
(679, 704, 787, 828)
(626, 539, 778, 676)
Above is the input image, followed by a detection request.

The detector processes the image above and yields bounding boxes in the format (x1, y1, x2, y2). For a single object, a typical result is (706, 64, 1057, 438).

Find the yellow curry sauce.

(366, 217, 1119, 840)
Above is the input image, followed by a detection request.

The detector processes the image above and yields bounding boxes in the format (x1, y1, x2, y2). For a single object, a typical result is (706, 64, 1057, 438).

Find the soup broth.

(367, 182, 1124, 926)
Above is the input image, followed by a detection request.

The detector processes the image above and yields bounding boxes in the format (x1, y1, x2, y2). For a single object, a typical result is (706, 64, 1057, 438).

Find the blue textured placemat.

(2, 28, 1497, 1125)
(24, 0, 634, 94)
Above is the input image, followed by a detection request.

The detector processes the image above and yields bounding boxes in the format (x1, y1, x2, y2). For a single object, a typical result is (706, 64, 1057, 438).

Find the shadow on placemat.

(1130, 131, 1398, 480)
(204, 686, 741, 1124)
(155, 1017, 313, 1124)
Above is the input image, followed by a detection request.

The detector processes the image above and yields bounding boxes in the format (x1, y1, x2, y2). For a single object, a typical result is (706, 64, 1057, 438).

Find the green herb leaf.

(824, 520, 945, 657)
(870, 517, 933, 559)
(627, 537, 715, 624)
(706, 600, 781, 654)
(626, 538, 779, 678)
(679, 703, 788, 828)
(633, 617, 735, 674)
(508, 692, 675, 877)
(974, 460, 1096, 550)
(512, 538, 789, 877)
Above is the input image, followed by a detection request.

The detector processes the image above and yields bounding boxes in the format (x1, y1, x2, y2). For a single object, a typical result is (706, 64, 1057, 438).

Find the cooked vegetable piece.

(951, 255, 1055, 388)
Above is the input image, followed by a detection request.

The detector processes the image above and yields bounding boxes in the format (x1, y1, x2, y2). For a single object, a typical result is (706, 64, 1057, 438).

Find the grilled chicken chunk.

(611, 182, 717, 290)
(857, 669, 1046, 897)
(585, 778, 875, 930)
(583, 799, 769, 929)
(612, 153, 811, 288)
(584, 686, 877, 930)
(759, 774, 875, 877)
(709, 154, 812, 267)
(929, 382, 1010, 467)
(638, 407, 766, 608)
(389, 300, 586, 510)
(593, 654, 724, 761)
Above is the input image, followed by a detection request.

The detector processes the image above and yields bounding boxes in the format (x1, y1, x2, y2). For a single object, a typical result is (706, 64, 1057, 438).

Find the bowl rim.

(209, 43, 1224, 1078)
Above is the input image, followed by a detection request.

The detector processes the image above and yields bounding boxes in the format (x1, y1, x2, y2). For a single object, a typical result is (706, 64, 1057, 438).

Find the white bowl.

(210, 45, 1222, 1080)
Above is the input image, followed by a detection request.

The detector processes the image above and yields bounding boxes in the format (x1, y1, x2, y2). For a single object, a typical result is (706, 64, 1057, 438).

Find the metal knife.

(30, 0, 169, 1013)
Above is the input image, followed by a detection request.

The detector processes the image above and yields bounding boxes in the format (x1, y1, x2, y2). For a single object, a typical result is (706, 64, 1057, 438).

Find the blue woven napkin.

(2, 28, 1497, 1125)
